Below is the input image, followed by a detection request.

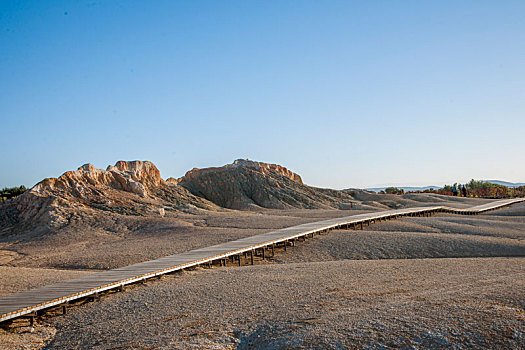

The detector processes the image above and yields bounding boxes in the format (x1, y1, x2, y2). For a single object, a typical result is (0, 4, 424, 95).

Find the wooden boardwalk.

(0, 197, 523, 324)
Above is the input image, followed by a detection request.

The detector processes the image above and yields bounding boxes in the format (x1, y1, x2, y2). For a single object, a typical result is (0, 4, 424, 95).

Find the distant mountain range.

(485, 180, 525, 188)
(366, 180, 525, 192)
(365, 185, 441, 193)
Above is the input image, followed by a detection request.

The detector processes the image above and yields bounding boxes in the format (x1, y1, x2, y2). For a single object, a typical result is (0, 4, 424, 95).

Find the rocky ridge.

(1, 158, 429, 236)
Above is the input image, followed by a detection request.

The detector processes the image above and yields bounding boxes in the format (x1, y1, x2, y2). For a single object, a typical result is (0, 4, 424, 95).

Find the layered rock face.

(179, 159, 355, 209)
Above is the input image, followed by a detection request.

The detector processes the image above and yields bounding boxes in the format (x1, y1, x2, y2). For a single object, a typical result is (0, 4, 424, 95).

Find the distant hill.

(485, 180, 525, 188)
(365, 185, 440, 193)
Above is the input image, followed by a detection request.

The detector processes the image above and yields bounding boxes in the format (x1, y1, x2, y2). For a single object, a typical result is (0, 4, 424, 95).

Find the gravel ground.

(43, 257, 524, 349)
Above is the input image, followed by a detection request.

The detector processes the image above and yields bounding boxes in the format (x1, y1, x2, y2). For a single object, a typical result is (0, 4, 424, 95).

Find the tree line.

(411, 180, 525, 198)
(0, 185, 28, 202)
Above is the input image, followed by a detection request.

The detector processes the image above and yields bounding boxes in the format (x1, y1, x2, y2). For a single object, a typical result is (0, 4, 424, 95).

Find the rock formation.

(30, 160, 164, 199)
(179, 159, 356, 209)
(2, 161, 216, 232)
(0, 158, 371, 236)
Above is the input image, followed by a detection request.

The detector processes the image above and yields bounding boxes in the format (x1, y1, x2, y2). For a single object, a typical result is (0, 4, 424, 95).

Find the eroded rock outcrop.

(4, 160, 216, 232)
(179, 159, 355, 209)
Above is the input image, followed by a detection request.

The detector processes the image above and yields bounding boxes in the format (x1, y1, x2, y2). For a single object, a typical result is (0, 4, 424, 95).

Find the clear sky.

(1, 1, 524, 189)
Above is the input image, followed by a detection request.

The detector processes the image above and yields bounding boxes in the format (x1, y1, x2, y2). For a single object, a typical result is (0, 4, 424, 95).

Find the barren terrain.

(0, 196, 489, 279)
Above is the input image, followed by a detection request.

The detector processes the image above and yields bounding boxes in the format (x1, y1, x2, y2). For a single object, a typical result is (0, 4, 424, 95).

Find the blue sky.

(1, 1, 524, 189)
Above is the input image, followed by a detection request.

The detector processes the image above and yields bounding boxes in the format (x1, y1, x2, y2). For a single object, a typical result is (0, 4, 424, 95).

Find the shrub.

(385, 187, 404, 195)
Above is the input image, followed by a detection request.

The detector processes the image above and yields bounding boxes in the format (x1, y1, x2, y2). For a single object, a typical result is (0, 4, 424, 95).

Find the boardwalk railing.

(0, 197, 523, 325)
